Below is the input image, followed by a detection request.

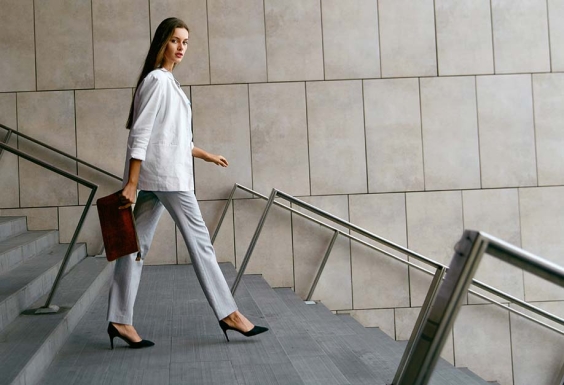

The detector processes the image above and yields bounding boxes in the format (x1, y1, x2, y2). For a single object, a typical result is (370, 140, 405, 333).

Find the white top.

(123, 68, 194, 191)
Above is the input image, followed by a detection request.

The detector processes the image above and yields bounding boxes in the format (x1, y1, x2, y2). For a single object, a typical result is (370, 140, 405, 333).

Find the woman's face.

(162, 28, 189, 69)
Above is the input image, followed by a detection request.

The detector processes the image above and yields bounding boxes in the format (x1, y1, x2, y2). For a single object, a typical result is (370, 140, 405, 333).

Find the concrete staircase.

(0, 215, 496, 384)
(33, 263, 493, 385)
(0, 216, 113, 385)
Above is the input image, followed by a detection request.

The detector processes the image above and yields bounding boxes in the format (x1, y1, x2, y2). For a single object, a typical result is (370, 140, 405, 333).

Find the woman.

(107, 17, 267, 349)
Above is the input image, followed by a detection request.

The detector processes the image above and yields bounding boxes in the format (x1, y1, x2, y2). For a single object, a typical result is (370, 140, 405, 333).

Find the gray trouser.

(107, 190, 238, 324)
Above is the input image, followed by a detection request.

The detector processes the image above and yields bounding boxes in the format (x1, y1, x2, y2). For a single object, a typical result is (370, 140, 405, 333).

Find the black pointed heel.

(107, 323, 155, 349)
(218, 320, 269, 342)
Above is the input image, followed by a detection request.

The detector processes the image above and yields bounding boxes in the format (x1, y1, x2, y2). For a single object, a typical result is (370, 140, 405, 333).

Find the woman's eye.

(183, 41, 188, 46)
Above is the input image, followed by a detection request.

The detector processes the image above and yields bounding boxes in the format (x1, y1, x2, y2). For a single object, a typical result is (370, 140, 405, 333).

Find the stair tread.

(0, 242, 87, 333)
(36, 263, 493, 385)
(0, 230, 59, 274)
(335, 316, 490, 385)
(0, 257, 110, 385)
(0, 243, 86, 302)
(0, 230, 56, 254)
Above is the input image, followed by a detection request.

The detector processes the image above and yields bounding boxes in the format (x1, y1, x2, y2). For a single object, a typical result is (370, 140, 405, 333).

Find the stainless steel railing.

(0, 139, 97, 314)
(0, 124, 121, 181)
(0, 124, 125, 313)
(393, 231, 564, 385)
(212, 183, 564, 337)
(1, 124, 124, 257)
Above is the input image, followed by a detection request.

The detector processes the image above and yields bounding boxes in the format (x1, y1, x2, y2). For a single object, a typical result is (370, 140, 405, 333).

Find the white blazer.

(123, 68, 194, 191)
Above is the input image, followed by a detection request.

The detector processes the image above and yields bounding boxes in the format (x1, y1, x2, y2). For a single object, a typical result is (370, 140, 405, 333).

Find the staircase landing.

(38, 263, 490, 385)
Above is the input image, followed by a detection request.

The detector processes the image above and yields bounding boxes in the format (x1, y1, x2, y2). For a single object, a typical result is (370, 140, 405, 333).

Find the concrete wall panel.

(265, 0, 323, 82)
(35, 0, 94, 90)
(321, 0, 380, 80)
(379, 0, 437, 77)
(364, 78, 424, 193)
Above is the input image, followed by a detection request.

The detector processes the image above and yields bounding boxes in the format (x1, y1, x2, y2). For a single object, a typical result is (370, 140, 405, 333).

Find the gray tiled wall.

(420, 76, 481, 190)
(379, 0, 437, 77)
(92, 0, 151, 89)
(0, 0, 35, 92)
(491, 0, 550, 74)
(207, 0, 267, 84)
(435, 0, 494, 76)
(364, 78, 424, 193)
(321, 0, 380, 80)
(35, 0, 94, 91)
(477, 74, 537, 188)
(192, 84, 252, 200)
(1, 1, 563, 384)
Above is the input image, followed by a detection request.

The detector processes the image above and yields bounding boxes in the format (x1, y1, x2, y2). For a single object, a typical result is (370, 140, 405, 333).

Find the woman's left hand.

(209, 154, 228, 167)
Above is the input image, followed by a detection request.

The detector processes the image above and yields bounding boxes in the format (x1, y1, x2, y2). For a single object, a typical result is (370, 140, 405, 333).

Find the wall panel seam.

(319, 0, 325, 81)
(490, 0, 497, 74)
(530, 74, 540, 187)
(546, 0, 553, 73)
(33, 0, 37, 91)
(304, 82, 312, 195)
(90, 0, 96, 89)
(474, 76, 483, 189)
(262, 0, 269, 82)
(418, 78, 426, 191)
(376, 0, 382, 78)
(361, 80, 369, 193)
(433, 0, 439, 76)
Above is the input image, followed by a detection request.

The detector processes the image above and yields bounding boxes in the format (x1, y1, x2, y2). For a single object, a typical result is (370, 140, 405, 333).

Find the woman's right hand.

(119, 182, 137, 209)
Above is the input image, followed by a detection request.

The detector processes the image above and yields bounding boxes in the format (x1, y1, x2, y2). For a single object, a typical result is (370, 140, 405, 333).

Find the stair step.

(336, 316, 491, 385)
(0, 217, 27, 242)
(36, 263, 494, 385)
(0, 231, 59, 275)
(274, 288, 359, 338)
(0, 243, 87, 332)
(336, 313, 400, 347)
(241, 275, 297, 319)
(0, 257, 112, 385)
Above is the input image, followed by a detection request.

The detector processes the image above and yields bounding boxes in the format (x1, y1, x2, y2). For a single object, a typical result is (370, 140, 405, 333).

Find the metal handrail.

(0, 124, 121, 181)
(393, 230, 564, 385)
(0, 140, 97, 314)
(0, 123, 124, 258)
(212, 184, 564, 335)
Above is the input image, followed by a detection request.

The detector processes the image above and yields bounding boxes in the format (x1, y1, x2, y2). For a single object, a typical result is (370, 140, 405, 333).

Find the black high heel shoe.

(107, 323, 155, 349)
(218, 319, 269, 342)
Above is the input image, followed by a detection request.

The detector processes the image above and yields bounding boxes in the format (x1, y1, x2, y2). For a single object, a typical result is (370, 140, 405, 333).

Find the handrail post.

(392, 266, 446, 385)
(211, 183, 238, 244)
(307, 230, 339, 301)
(231, 188, 277, 295)
(36, 185, 98, 313)
(392, 230, 487, 385)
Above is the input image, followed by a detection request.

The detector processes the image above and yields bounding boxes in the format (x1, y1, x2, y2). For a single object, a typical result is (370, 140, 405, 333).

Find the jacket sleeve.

(128, 74, 164, 161)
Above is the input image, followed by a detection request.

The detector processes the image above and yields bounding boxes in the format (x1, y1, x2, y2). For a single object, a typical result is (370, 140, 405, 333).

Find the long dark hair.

(126, 17, 189, 129)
